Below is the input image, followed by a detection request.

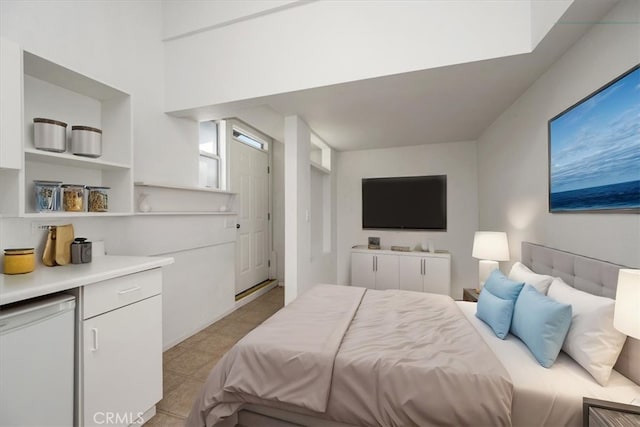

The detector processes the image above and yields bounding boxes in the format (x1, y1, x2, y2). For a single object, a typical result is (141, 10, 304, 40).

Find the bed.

(186, 242, 640, 427)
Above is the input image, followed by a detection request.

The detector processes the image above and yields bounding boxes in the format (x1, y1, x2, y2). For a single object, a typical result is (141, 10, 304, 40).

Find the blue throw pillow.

(484, 269, 525, 301)
(511, 284, 572, 368)
(476, 288, 514, 339)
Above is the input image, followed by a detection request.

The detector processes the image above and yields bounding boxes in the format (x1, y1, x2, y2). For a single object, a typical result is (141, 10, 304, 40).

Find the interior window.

(233, 129, 265, 150)
(199, 120, 220, 188)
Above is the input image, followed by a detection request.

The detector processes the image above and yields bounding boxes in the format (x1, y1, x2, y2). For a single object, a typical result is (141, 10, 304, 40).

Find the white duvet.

(457, 301, 640, 427)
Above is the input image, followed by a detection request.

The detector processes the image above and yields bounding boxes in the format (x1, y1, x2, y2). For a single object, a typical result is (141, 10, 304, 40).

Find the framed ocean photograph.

(548, 64, 640, 213)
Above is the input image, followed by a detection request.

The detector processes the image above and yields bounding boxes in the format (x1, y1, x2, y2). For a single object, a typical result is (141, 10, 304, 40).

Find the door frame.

(222, 118, 275, 287)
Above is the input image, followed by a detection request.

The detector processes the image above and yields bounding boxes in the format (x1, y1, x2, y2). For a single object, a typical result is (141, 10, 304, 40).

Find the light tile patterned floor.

(146, 286, 284, 426)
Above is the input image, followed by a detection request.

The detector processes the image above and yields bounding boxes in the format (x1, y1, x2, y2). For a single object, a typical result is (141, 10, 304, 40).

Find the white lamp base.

(478, 260, 499, 291)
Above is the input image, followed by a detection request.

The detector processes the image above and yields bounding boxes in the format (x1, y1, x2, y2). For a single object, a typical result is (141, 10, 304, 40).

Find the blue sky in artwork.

(550, 67, 640, 194)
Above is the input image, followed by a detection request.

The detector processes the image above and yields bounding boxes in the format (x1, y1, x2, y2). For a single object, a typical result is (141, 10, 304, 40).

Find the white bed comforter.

(458, 301, 640, 427)
(187, 285, 514, 427)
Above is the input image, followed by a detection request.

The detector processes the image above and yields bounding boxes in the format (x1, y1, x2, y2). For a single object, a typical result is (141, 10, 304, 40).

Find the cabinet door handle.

(372, 256, 375, 272)
(423, 259, 427, 276)
(118, 286, 141, 295)
(91, 328, 99, 352)
(375, 256, 378, 272)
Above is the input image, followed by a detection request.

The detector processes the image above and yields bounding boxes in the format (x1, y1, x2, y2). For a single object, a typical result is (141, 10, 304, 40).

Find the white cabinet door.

(83, 295, 162, 427)
(398, 256, 423, 292)
(424, 257, 451, 296)
(374, 254, 399, 290)
(351, 253, 375, 288)
(0, 37, 22, 170)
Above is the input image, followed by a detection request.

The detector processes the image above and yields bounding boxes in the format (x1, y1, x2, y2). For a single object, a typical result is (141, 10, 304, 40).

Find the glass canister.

(34, 180, 62, 212)
(62, 184, 85, 212)
(86, 186, 109, 212)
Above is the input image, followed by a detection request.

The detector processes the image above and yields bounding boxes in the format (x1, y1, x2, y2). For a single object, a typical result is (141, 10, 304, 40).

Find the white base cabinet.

(351, 252, 399, 290)
(351, 249, 451, 296)
(79, 268, 163, 427)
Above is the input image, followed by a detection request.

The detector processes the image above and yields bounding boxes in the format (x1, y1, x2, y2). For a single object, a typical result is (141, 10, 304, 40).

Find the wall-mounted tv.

(548, 64, 640, 213)
(362, 175, 447, 230)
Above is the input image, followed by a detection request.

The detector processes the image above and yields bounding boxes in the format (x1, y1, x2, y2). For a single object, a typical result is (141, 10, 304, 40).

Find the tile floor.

(146, 286, 284, 426)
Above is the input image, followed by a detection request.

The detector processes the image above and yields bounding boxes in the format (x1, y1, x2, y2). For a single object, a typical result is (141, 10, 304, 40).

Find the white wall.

(164, 1, 539, 112)
(0, 0, 198, 186)
(477, 0, 640, 269)
(162, 0, 299, 40)
(336, 141, 478, 299)
(272, 140, 285, 283)
(309, 150, 338, 285)
(284, 116, 311, 304)
(284, 116, 338, 302)
(0, 1, 236, 348)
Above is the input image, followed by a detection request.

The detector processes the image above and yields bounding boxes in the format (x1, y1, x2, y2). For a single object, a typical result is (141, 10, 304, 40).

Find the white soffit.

(166, 0, 619, 151)
(162, 0, 301, 41)
(531, 0, 574, 48)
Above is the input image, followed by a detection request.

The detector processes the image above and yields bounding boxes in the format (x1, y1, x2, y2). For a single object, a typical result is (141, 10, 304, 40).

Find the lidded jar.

(62, 184, 85, 212)
(86, 186, 109, 212)
(34, 180, 62, 212)
(4, 248, 35, 274)
(33, 118, 67, 152)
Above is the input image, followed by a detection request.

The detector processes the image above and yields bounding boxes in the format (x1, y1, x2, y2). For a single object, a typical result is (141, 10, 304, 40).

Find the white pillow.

(547, 277, 627, 386)
(508, 262, 553, 295)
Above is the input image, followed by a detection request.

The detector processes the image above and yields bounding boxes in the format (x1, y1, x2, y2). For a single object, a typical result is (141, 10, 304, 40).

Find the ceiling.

(232, 0, 618, 151)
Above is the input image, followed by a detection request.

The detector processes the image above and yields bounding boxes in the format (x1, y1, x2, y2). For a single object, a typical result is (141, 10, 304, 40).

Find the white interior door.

(231, 139, 269, 294)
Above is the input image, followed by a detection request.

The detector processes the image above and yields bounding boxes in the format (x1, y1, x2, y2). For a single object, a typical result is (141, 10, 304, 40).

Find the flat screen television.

(362, 175, 447, 230)
(548, 64, 640, 213)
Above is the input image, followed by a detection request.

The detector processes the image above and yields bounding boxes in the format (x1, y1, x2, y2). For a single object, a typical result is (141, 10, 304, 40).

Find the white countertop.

(0, 255, 174, 306)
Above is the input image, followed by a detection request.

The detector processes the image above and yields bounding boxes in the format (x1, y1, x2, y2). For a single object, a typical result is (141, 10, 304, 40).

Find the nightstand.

(462, 288, 479, 302)
(583, 397, 640, 427)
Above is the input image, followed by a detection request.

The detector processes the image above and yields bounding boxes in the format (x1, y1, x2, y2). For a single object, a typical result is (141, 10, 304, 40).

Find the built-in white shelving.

(310, 160, 330, 175)
(0, 38, 134, 218)
(134, 182, 236, 195)
(22, 212, 132, 219)
(25, 149, 130, 171)
(134, 211, 238, 216)
(134, 182, 237, 214)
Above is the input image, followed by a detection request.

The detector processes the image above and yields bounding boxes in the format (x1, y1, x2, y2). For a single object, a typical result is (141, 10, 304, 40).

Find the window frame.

(198, 120, 222, 189)
(232, 126, 268, 152)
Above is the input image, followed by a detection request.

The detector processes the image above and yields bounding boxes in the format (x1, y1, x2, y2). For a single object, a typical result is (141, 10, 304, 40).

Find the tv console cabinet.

(351, 248, 451, 296)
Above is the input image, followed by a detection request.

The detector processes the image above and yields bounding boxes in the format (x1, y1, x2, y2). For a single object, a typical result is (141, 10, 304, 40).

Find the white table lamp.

(614, 269, 640, 339)
(472, 231, 510, 291)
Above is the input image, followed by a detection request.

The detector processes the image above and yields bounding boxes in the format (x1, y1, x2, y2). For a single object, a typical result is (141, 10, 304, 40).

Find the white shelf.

(134, 182, 236, 195)
(25, 148, 130, 170)
(310, 161, 331, 174)
(134, 211, 238, 216)
(23, 51, 128, 100)
(0, 42, 134, 217)
(22, 212, 132, 218)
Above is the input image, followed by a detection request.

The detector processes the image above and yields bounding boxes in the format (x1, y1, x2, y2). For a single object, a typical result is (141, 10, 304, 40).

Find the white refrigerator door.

(0, 294, 75, 427)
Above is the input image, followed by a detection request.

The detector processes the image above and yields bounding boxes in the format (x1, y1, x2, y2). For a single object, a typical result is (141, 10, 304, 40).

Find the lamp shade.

(472, 231, 510, 261)
(614, 269, 640, 339)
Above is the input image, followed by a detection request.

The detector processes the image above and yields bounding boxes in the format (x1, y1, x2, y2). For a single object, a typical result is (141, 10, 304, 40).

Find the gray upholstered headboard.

(521, 242, 639, 385)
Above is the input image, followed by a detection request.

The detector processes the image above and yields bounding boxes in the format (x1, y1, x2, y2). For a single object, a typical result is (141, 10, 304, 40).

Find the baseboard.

(234, 280, 278, 308)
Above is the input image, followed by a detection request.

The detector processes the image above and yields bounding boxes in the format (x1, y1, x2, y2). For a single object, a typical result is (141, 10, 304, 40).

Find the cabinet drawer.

(83, 269, 161, 319)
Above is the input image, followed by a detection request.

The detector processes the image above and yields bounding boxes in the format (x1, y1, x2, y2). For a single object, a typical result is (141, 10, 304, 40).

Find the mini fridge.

(0, 294, 76, 426)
